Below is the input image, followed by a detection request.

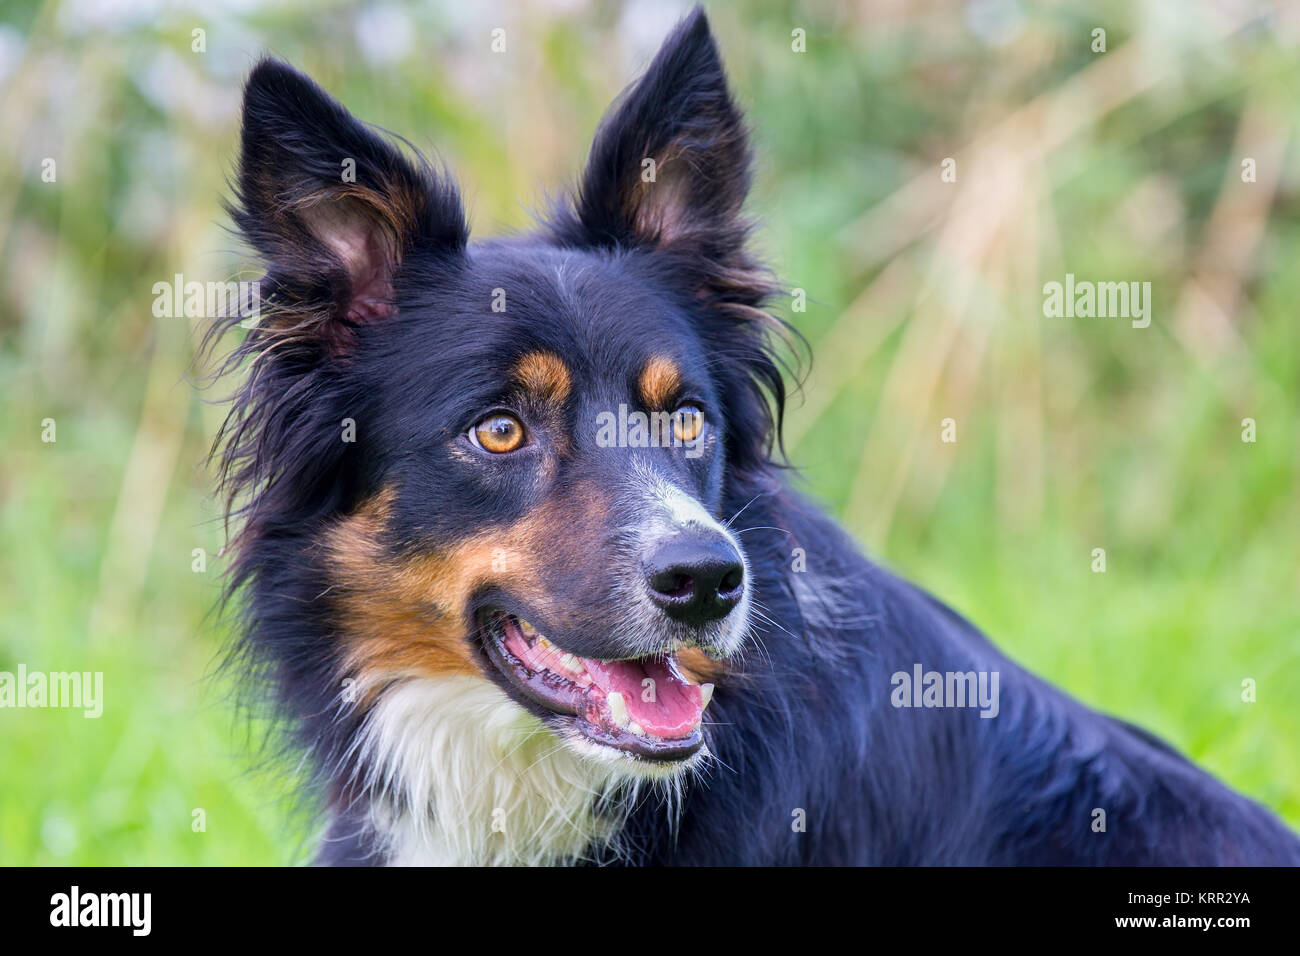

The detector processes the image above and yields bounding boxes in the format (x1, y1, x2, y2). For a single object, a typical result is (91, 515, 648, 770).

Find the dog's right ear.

(230, 59, 467, 353)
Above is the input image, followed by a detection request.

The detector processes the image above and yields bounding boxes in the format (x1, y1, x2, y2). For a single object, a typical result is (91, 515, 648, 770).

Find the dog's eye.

(671, 404, 705, 444)
(469, 413, 526, 454)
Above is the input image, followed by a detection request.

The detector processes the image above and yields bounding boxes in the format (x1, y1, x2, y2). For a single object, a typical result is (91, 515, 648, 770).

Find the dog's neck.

(356, 676, 640, 866)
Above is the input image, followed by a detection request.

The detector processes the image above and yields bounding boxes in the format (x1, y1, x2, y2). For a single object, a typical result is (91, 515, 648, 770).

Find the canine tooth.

(606, 691, 629, 729)
(700, 683, 715, 711)
(627, 721, 645, 737)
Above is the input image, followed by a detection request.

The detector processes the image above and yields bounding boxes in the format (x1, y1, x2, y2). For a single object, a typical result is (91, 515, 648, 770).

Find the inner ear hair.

(630, 144, 696, 247)
(229, 58, 469, 350)
(294, 191, 406, 322)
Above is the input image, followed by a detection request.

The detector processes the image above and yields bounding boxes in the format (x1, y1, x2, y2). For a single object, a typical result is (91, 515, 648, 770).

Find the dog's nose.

(643, 535, 745, 626)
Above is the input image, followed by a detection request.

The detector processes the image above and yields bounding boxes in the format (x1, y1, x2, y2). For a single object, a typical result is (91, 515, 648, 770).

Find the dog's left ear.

(553, 8, 757, 281)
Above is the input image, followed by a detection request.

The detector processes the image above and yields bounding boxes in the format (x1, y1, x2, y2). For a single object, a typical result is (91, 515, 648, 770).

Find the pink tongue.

(584, 657, 703, 739)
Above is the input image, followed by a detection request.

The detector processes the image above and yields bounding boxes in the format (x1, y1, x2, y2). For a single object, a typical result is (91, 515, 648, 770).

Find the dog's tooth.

(518, 619, 538, 637)
(560, 654, 586, 675)
(606, 691, 629, 729)
(627, 721, 645, 737)
(700, 683, 715, 711)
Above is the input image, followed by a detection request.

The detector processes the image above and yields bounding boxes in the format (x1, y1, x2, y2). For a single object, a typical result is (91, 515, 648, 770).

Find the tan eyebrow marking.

(513, 351, 572, 404)
(638, 355, 682, 409)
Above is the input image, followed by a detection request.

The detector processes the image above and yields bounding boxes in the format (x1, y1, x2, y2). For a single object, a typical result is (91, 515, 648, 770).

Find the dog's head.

(217, 9, 789, 772)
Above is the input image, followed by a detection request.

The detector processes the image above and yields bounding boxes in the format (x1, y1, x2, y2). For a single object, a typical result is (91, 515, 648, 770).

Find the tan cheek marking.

(327, 482, 614, 690)
(329, 522, 534, 686)
(676, 647, 728, 686)
(638, 355, 682, 410)
(513, 351, 572, 405)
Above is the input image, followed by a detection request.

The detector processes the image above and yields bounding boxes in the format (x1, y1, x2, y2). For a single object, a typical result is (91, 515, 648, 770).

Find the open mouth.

(479, 611, 713, 761)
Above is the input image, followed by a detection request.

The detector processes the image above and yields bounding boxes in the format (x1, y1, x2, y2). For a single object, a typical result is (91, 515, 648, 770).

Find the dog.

(211, 7, 1300, 865)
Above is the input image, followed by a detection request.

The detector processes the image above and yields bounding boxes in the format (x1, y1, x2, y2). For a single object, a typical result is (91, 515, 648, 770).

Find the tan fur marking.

(325, 489, 478, 689)
(638, 355, 682, 410)
(328, 481, 612, 692)
(676, 647, 727, 685)
(514, 351, 572, 404)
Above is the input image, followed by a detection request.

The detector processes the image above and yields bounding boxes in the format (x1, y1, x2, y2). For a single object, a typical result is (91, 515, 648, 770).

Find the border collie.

(210, 7, 1300, 865)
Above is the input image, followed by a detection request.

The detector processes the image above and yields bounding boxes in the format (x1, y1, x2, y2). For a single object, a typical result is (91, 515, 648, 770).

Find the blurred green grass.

(1, 0, 1297, 864)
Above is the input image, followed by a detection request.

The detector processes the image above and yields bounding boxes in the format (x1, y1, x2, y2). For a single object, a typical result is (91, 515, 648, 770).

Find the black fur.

(608, 495, 1300, 864)
(212, 8, 1300, 865)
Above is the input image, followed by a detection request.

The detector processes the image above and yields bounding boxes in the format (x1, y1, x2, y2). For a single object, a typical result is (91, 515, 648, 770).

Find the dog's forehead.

(449, 242, 705, 391)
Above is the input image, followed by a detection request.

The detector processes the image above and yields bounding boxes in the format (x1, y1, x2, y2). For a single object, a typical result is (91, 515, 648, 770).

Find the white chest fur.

(357, 676, 635, 866)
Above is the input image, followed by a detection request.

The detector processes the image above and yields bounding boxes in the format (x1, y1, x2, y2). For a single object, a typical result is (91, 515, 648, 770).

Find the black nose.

(643, 534, 745, 626)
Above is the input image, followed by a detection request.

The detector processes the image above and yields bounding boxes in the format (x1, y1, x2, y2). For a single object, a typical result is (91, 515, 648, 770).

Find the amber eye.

(470, 413, 526, 454)
(671, 404, 705, 444)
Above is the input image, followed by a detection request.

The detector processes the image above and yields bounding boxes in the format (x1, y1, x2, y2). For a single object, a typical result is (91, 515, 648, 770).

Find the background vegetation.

(1, 0, 1297, 864)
